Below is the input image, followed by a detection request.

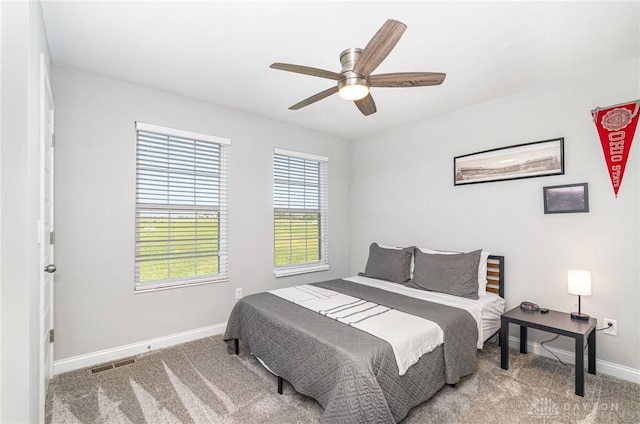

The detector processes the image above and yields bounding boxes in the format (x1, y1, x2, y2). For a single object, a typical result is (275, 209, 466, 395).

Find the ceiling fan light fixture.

(338, 76, 369, 101)
(338, 83, 369, 101)
(338, 49, 369, 101)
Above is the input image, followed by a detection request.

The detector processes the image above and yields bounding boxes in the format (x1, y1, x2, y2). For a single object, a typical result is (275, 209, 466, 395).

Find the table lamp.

(568, 270, 591, 321)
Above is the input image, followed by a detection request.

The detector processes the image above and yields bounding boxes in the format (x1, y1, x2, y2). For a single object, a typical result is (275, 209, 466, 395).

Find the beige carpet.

(46, 335, 639, 423)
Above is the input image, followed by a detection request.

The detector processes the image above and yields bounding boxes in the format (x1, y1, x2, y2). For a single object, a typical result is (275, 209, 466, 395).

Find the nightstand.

(500, 306, 597, 396)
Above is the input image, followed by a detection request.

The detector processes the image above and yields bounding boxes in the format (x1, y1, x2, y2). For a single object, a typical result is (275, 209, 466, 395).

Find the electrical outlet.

(603, 318, 617, 336)
(235, 288, 242, 299)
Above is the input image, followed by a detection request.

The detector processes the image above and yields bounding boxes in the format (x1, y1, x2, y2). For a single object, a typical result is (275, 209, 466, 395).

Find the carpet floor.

(46, 335, 639, 423)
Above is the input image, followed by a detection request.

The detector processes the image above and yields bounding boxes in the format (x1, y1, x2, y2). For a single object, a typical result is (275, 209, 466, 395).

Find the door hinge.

(51, 133, 56, 147)
(49, 231, 55, 245)
(49, 329, 55, 343)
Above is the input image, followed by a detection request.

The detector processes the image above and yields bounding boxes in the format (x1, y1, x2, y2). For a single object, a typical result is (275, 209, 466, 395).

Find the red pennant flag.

(591, 100, 640, 197)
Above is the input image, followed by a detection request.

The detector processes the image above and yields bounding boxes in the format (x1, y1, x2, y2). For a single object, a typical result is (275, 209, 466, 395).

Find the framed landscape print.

(454, 138, 564, 185)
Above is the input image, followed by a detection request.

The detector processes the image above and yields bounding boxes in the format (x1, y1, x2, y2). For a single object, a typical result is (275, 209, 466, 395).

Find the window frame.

(134, 122, 230, 293)
(273, 148, 329, 278)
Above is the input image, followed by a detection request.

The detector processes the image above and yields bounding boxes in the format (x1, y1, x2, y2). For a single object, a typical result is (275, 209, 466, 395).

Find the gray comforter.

(223, 279, 478, 423)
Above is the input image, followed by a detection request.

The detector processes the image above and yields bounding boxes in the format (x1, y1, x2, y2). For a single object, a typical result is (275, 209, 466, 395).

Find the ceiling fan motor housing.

(338, 48, 369, 97)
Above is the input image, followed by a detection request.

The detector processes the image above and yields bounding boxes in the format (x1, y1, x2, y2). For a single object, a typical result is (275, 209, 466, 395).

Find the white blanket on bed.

(344, 275, 500, 348)
(269, 284, 444, 375)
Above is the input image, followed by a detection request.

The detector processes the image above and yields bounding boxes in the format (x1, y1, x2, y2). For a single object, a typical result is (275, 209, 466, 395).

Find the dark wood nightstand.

(500, 306, 597, 396)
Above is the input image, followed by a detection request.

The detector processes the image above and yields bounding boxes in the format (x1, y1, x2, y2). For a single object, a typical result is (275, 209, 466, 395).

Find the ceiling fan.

(270, 19, 446, 116)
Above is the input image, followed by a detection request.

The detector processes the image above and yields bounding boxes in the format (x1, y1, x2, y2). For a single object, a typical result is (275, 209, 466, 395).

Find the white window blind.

(135, 122, 230, 292)
(273, 148, 329, 277)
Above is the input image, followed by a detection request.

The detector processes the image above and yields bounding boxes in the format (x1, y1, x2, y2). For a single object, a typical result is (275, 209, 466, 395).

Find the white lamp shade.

(568, 270, 592, 296)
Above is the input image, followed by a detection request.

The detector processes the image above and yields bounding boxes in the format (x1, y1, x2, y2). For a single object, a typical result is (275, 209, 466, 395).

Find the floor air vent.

(89, 358, 136, 375)
(113, 358, 136, 368)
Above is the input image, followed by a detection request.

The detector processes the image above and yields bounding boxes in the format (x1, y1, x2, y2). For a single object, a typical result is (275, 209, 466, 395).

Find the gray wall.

(0, 1, 51, 422)
(349, 57, 639, 370)
(52, 67, 350, 360)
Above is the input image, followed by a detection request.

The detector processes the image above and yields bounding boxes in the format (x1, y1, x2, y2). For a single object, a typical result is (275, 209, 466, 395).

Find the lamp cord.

(540, 324, 611, 367)
(540, 334, 568, 365)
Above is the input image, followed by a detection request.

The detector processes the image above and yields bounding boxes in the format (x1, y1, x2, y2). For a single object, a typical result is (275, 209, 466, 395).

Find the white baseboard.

(53, 325, 639, 384)
(53, 323, 227, 375)
(508, 336, 640, 384)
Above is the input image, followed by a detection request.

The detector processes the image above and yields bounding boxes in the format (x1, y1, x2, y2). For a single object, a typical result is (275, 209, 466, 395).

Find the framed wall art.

(543, 183, 589, 214)
(454, 138, 564, 185)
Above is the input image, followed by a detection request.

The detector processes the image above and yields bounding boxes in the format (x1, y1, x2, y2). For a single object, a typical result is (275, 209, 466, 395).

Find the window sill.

(274, 264, 330, 278)
(135, 275, 229, 294)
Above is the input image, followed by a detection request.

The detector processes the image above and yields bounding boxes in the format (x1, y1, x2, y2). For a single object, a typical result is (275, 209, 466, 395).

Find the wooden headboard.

(486, 255, 505, 298)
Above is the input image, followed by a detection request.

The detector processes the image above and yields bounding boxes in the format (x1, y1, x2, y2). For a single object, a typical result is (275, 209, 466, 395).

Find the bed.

(224, 245, 505, 423)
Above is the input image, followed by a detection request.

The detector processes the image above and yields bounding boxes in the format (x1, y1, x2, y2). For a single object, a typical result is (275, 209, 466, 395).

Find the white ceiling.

(41, 1, 640, 140)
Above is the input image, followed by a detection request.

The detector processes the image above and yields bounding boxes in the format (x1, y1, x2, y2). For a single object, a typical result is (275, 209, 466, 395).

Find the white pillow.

(417, 248, 490, 296)
(377, 244, 405, 250)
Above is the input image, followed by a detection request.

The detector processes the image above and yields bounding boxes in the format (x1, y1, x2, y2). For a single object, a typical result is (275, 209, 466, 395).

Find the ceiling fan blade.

(353, 19, 407, 76)
(355, 94, 377, 116)
(369, 72, 446, 87)
(270, 63, 342, 80)
(289, 86, 339, 110)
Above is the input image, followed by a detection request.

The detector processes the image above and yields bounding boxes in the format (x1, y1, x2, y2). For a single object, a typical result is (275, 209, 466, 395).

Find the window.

(135, 122, 230, 292)
(273, 148, 329, 277)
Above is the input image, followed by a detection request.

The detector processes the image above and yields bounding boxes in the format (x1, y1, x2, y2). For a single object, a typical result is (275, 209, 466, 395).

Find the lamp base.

(570, 312, 590, 321)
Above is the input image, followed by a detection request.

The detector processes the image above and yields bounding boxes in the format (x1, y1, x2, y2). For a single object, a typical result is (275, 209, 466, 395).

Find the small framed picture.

(543, 183, 589, 214)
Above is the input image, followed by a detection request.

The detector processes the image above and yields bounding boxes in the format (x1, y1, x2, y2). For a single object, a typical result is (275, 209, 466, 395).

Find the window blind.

(135, 122, 230, 292)
(273, 148, 329, 277)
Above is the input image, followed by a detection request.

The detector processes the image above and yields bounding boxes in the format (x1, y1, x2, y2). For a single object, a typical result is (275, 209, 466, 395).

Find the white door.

(39, 54, 55, 423)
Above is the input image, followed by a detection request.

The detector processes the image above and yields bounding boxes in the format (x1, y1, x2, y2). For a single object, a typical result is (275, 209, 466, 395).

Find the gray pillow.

(410, 248, 481, 299)
(363, 243, 413, 284)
